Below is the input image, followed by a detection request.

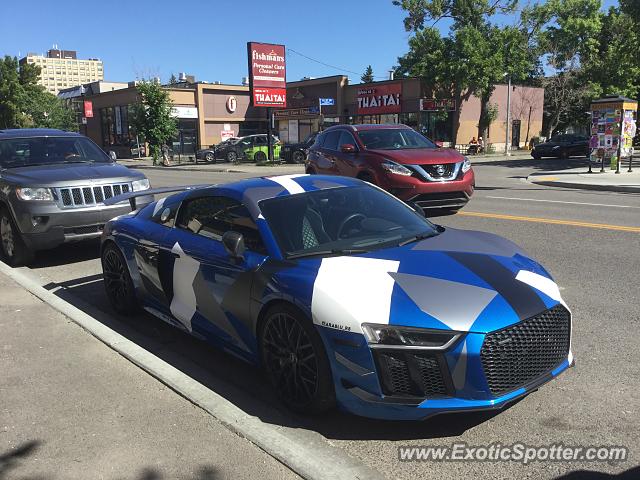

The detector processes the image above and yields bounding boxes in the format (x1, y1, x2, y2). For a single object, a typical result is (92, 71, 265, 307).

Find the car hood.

(1, 162, 145, 187)
(367, 147, 464, 165)
(286, 228, 565, 335)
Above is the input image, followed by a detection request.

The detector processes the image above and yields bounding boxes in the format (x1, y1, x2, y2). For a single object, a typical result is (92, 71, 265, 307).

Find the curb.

(0, 261, 385, 480)
(527, 175, 640, 193)
(130, 165, 249, 173)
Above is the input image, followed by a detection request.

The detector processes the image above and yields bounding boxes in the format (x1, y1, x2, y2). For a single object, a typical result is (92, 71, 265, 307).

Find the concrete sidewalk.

(527, 167, 640, 193)
(0, 271, 298, 480)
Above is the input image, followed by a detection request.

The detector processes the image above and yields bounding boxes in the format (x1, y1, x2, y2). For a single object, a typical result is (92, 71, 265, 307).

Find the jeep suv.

(0, 129, 152, 266)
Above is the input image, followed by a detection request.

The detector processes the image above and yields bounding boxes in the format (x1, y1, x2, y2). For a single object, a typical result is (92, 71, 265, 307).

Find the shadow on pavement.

(41, 270, 520, 442)
(31, 239, 100, 268)
(553, 467, 640, 480)
(473, 157, 589, 171)
(0, 440, 42, 480)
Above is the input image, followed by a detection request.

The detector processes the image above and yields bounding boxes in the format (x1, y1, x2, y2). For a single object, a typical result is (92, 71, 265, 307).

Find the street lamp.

(504, 73, 511, 156)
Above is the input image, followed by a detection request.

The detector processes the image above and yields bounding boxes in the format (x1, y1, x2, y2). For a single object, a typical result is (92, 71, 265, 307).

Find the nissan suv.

(0, 129, 152, 266)
(306, 124, 475, 212)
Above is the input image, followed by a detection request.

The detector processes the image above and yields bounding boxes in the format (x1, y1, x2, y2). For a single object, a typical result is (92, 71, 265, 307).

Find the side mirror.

(340, 144, 356, 153)
(222, 231, 245, 259)
(108, 151, 117, 160)
(407, 201, 425, 217)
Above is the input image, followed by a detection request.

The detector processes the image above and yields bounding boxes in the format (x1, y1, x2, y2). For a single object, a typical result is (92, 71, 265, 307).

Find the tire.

(226, 151, 237, 163)
(101, 242, 139, 315)
(259, 304, 335, 414)
(254, 151, 267, 162)
(532, 153, 541, 160)
(292, 150, 305, 164)
(205, 152, 215, 163)
(0, 206, 34, 267)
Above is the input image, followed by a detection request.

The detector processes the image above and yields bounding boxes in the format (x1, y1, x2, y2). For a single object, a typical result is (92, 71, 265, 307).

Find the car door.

(162, 193, 267, 357)
(334, 130, 360, 177)
(315, 130, 341, 175)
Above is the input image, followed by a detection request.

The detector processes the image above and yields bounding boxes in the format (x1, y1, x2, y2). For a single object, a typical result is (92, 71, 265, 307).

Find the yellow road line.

(457, 211, 640, 233)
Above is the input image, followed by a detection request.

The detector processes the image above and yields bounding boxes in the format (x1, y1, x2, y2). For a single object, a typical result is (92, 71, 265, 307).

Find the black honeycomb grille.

(481, 305, 570, 396)
(374, 350, 450, 398)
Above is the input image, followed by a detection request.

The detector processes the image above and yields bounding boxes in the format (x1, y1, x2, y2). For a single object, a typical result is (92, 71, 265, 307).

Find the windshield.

(0, 136, 111, 169)
(259, 185, 439, 259)
(357, 128, 437, 150)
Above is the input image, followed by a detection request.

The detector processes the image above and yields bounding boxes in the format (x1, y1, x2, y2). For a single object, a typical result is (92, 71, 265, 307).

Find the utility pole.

(505, 76, 512, 156)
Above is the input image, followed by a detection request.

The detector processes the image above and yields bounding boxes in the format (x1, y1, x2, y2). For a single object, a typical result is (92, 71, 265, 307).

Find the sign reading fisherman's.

(356, 82, 402, 115)
(247, 42, 286, 108)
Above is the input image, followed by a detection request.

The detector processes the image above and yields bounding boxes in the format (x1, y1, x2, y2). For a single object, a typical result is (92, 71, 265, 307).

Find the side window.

(177, 196, 267, 254)
(338, 131, 357, 150)
(323, 131, 341, 151)
(255, 136, 267, 146)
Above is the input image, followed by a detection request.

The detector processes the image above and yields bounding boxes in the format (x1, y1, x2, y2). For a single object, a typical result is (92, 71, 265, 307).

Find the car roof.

(0, 129, 83, 139)
(321, 123, 413, 133)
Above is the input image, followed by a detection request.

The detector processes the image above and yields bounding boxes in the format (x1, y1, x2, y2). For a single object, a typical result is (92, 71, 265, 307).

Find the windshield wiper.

(286, 248, 370, 260)
(397, 232, 438, 246)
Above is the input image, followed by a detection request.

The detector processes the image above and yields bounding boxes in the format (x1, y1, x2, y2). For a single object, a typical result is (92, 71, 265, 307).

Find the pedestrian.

(161, 143, 171, 167)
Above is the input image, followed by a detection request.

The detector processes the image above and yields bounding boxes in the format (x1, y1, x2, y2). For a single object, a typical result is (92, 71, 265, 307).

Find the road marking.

(486, 196, 640, 209)
(457, 211, 640, 233)
(533, 176, 559, 181)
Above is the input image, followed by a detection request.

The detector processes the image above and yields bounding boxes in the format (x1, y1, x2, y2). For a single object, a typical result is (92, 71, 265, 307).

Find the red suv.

(306, 124, 475, 211)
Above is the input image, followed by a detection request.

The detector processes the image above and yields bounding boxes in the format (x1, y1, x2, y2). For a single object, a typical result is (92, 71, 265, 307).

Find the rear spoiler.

(104, 184, 212, 211)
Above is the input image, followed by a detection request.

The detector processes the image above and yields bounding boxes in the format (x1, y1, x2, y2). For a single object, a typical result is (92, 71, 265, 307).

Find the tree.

(393, 0, 537, 144)
(168, 73, 178, 85)
(132, 80, 177, 166)
(361, 65, 374, 83)
(0, 56, 75, 130)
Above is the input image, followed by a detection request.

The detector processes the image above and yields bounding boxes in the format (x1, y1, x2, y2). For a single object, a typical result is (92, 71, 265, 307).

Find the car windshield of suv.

(259, 185, 439, 259)
(357, 128, 437, 150)
(0, 136, 111, 169)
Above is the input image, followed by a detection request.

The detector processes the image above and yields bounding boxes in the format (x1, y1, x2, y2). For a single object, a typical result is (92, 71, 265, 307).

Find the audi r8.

(100, 174, 573, 420)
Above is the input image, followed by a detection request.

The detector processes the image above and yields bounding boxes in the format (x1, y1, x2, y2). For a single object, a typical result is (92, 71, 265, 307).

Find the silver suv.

(0, 129, 152, 266)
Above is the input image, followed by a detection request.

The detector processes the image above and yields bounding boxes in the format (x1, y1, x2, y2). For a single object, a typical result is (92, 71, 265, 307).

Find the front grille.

(423, 164, 456, 178)
(56, 183, 130, 208)
(410, 191, 470, 209)
(373, 350, 451, 398)
(481, 305, 570, 397)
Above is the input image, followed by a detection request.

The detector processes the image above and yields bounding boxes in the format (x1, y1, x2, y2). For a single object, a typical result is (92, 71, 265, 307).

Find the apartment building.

(20, 49, 104, 94)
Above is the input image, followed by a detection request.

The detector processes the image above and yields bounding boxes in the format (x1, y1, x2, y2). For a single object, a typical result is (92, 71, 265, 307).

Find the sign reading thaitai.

(356, 82, 402, 115)
(247, 42, 287, 108)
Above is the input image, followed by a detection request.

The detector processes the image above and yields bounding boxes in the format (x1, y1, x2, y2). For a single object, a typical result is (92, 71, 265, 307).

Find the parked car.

(196, 138, 239, 163)
(130, 141, 146, 157)
(0, 129, 152, 266)
(280, 132, 319, 164)
(306, 124, 474, 212)
(531, 134, 589, 159)
(101, 175, 573, 420)
(213, 134, 280, 163)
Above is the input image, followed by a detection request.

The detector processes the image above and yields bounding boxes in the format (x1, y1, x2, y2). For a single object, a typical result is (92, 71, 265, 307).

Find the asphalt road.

(17, 157, 640, 480)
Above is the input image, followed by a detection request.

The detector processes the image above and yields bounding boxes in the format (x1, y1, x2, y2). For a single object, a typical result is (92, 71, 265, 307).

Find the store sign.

(420, 98, 456, 112)
(83, 100, 93, 118)
(247, 42, 286, 108)
(221, 130, 236, 140)
(319, 98, 335, 106)
(115, 105, 122, 135)
(273, 106, 320, 119)
(226, 96, 237, 113)
(253, 87, 287, 108)
(171, 106, 198, 118)
(356, 82, 402, 115)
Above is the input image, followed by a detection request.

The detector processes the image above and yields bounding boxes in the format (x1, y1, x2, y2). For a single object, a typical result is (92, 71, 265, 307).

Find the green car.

(237, 134, 281, 162)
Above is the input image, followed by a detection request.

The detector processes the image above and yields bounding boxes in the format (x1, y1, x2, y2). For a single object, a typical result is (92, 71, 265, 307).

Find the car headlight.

(16, 187, 53, 201)
(131, 178, 150, 191)
(361, 323, 461, 349)
(380, 160, 412, 176)
(461, 156, 471, 173)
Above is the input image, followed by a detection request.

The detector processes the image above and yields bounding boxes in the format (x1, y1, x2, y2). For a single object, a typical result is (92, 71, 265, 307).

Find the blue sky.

(0, 0, 621, 85)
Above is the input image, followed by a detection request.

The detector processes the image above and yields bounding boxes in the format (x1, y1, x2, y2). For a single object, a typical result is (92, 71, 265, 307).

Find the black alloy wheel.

(205, 152, 215, 162)
(0, 207, 33, 267)
(260, 305, 335, 413)
(102, 243, 139, 315)
(292, 150, 306, 164)
(254, 151, 267, 162)
(227, 151, 238, 163)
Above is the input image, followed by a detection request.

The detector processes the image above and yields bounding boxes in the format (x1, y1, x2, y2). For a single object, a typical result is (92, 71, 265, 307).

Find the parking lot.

(7, 157, 640, 479)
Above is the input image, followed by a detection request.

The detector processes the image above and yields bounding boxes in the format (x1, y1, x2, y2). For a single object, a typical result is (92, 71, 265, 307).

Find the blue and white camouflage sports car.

(101, 174, 573, 420)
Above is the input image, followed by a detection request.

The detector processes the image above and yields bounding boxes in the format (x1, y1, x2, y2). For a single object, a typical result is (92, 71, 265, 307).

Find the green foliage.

(132, 80, 177, 164)
(168, 73, 178, 84)
(0, 55, 75, 130)
(361, 65, 374, 83)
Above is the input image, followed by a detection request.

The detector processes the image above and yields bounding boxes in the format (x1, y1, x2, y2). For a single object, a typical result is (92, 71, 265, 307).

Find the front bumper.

(11, 197, 152, 251)
(380, 169, 475, 210)
(320, 303, 572, 421)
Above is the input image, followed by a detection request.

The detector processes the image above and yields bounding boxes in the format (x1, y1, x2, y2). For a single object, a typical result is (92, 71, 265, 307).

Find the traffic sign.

(319, 98, 335, 106)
